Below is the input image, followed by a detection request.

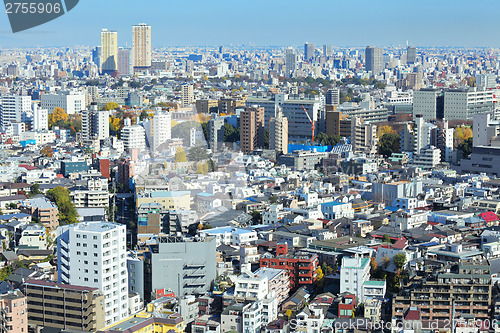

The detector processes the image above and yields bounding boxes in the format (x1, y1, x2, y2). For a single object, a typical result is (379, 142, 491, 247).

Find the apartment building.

(240, 106, 264, 153)
(19, 197, 59, 231)
(23, 279, 105, 332)
(393, 260, 491, 323)
(340, 257, 371, 303)
(233, 267, 290, 304)
(0, 290, 27, 333)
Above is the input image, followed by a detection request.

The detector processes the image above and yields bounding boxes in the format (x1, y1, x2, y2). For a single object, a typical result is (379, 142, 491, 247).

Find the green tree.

(393, 253, 407, 270)
(29, 183, 42, 197)
(188, 146, 209, 162)
(264, 129, 270, 148)
(46, 186, 78, 225)
(382, 234, 391, 243)
(139, 110, 149, 121)
(458, 137, 472, 158)
(379, 133, 400, 157)
(223, 123, 239, 142)
(0, 266, 12, 281)
(174, 147, 187, 163)
(315, 132, 342, 146)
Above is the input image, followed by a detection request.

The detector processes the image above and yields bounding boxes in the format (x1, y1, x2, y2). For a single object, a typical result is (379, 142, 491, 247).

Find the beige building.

(240, 106, 264, 153)
(181, 84, 194, 107)
(351, 116, 378, 155)
(24, 279, 105, 332)
(0, 290, 28, 333)
(132, 23, 151, 70)
(136, 190, 191, 211)
(101, 29, 118, 72)
(269, 107, 288, 154)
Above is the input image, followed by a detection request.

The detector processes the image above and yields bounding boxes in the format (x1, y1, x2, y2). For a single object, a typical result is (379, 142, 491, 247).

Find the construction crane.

(301, 105, 315, 143)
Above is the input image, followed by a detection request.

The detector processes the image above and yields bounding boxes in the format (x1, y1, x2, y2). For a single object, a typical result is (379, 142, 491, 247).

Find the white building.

(410, 145, 441, 169)
(444, 87, 494, 120)
(181, 84, 194, 107)
(20, 130, 56, 145)
(41, 91, 86, 115)
(200, 226, 258, 247)
(0, 95, 31, 129)
(242, 292, 279, 333)
(143, 108, 171, 152)
(57, 222, 129, 326)
(473, 112, 500, 147)
(340, 257, 370, 303)
(33, 104, 49, 131)
(82, 104, 109, 142)
(121, 118, 146, 152)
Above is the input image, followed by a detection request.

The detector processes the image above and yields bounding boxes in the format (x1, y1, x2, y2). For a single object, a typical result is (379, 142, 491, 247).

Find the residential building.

(326, 88, 340, 106)
(390, 209, 428, 230)
(0, 95, 31, 129)
(101, 29, 118, 73)
(277, 150, 326, 171)
(269, 107, 288, 155)
(285, 48, 296, 77)
(181, 84, 194, 107)
(143, 108, 171, 152)
(340, 257, 370, 303)
(132, 23, 151, 71)
(473, 112, 500, 147)
(19, 196, 59, 231)
(351, 116, 378, 155)
(195, 99, 218, 114)
(117, 47, 132, 76)
(200, 226, 258, 247)
(207, 117, 225, 151)
(32, 104, 48, 131)
(325, 109, 351, 138)
(82, 104, 110, 143)
(57, 222, 129, 326)
(121, 118, 146, 152)
(455, 146, 500, 177)
(23, 279, 105, 332)
(410, 145, 441, 169)
(233, 267, 289, 304)
(240, 106, 264, 153)
(0, 290, 27, 333)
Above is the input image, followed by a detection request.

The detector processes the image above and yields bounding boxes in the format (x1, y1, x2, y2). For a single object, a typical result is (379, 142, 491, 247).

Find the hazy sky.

(0, 0, 499, 48)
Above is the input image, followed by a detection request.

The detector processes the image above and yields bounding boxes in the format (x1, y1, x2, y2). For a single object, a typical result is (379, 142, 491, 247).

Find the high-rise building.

(323, 44, 333, 57)
(412, 89, 445, 120)
(443, 87, 494, 120)
(0, 290, 28, 333)
(57, 222, 129, 326)
(304, 42, 315, 62)
(132, 23, 151, 71)
(207, 117, 224, 152)
(365, 46, 384, 75)
(101, 29, 118, 73)
(285, 48, 296, 77)
(41, 91, 85, 115)
(407, 46, 417, 64)
(143, 108, 171, 151)
(269, 107, 288, 155)
(121, 118, 146, 152)
(92, 46, 101, 69)
(81, 104, 110, 143)
(181, 84, 194, 107)
(240, 106, 264, 153)
(476, 74, 497, 89)
(326, 88, 340, 106)
(351, 116, 378, 155)
(33, 103, 48, 131)
(117, 47, 132, 76)
(0, 95, 31, 129)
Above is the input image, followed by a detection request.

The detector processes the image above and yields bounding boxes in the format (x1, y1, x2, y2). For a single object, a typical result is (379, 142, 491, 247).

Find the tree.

(454, 126, 473, 146)
(377, 125, 395, 138)
(285, 309, 292, 320)
(382, 234, 391, 243)
(264, 129, 270, 149)
(315, 132, 341, 146)
(174, 147, 187, 163)
(46, 186, 78, 225)
(49, 107, 68, 127)
(196, 162, 209, 175)
(188, 146, 209, 162)
(370, 257, 378, 273)
(393, 253, 407, 270)
(379, 133, 400, 157)
(223, 123, 239, 142)
(40, 146, 53, 158)
(29, 183, 42, 197)
(458, 137, 473, 158)
(316, 266, 325, 291)
(109, 117, 121, 133)
(104, 102, 120, 111)
(139, 110, 149, 121)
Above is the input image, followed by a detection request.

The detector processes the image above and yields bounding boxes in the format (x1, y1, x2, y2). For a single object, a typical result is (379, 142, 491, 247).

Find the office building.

(410, 145, 441, 169)
(412, 89, 444, 120)
(117, 47, 132, 76)
(285, 48, 296, 77)
(269, 107, 288, 155)
(277, 150, 326, 171)
(121, 118, 146, 152)
(101, 29, 118, 73)
(181, 84, 194, 107)
(304, 42, 315, 61)
(326, 88, 340, 106)
(82, 104, 110, 143)
(195, 99, 218, 114)
(323, 44, 333, 57)
(246, 94, 320, 141)
(32, 104, 48, 131)
(141, 236, 216, 301)
(325, 108, 351, 138)
(57, 222, 129, 326)
(476, 74, 497, 89)
(92, 46, 101, 68)
(24, 279, 106, 332)
(455, 146, 500, 177)
(0, 95, 31, 129)
(443, 87, 494, 120)
(240, 106, 264, 153)
(0, 290, 27, 333)
(132, 23, 152, 71)
(393, 260, 491, 323)
(365, 46, 383, 75)
(41, 91, 86, 115)
(407, 46, 417, 64)
(473, 112, 500, 147)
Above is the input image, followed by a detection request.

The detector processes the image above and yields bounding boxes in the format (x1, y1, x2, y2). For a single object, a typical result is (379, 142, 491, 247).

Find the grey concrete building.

(277, 150, 326, 171)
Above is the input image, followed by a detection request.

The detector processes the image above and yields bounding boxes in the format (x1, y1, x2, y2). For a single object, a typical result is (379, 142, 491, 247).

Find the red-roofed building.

(479, 211, 499, 226)
(392, 238, 408, 250)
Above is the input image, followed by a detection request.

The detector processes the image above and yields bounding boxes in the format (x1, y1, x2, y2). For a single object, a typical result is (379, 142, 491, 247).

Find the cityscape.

(0, 2, 500, 333)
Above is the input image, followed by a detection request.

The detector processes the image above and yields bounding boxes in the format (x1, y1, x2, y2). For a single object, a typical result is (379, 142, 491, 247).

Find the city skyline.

(0, 0, 500, 48)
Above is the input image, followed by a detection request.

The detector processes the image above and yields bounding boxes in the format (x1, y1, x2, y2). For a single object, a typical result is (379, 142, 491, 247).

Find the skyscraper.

(365, 46, 383, 76)
(285, 48, 296, 77)
(240, 106, 264, 153)
(181, 84, 194, 107)
(101, 29, 118, 73)
(407, 46, 417, 64)
(57, 221, 129, 326)
(304, 42, 315, 62)
(117, 47, 132, 76)
(269, 107, 288, 155)
(132, 23, 151, 71)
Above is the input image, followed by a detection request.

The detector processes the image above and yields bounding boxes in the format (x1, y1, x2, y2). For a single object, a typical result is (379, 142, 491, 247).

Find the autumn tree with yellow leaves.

(454, 125, 473, 147)
(377, 125, 396, 138)
(49, 107, 68, 128)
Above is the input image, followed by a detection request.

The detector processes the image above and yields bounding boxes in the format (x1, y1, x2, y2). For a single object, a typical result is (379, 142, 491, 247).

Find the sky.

(0, 0, 499, 48)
